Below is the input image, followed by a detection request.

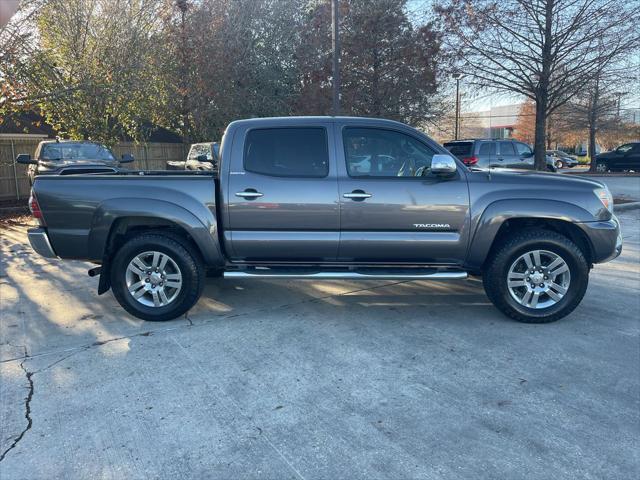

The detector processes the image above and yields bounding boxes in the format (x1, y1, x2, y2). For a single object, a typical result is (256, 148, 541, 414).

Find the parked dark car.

(26, 117, 621, 324)
(593, 142, 640, 173)
(16, 140, 134, 184)
(547, 150, 579, 169)
(443, 139, 557, 172)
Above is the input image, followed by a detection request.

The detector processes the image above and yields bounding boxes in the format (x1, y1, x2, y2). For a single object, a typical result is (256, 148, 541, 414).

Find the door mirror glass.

(120, 153, 135, 163)
(431, 154, 457, 175)
(16, 153, 37, 165)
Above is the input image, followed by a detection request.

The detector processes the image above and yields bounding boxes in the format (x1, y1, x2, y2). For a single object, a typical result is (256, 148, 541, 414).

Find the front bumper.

(27, 228, 57, 258)
(579, 215, 622, 263)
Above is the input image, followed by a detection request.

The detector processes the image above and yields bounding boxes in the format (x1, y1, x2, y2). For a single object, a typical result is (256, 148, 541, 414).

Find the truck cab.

(222, 117, 468, 264)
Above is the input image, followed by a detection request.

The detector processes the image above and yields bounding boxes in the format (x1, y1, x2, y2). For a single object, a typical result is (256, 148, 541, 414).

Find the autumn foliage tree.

(1, 0, 446, 144)
(295, 0, 443, 125)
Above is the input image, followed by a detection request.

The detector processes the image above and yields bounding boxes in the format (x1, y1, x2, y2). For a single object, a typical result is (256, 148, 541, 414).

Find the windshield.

(188, 143, 213, 161)
(40, 143, 116, 161)
(616, 144, 633, 154)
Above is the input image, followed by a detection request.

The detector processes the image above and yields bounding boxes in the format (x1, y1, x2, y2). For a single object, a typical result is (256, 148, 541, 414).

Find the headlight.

(595, 187, 613, 212)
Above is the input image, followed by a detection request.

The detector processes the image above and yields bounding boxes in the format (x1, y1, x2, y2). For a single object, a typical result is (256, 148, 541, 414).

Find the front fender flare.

(465, 199, 595, 270)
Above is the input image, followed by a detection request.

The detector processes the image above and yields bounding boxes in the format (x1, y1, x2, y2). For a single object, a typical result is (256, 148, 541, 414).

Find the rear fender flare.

(88, 198, 224, 267)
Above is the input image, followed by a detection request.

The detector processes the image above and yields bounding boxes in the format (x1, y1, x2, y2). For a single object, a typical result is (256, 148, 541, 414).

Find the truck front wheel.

(483, 230, 589, 323)
(111, 233, 205, 321)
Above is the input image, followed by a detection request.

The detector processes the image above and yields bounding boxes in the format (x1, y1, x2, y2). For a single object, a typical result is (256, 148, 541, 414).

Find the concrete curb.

(615, 202, 640, 212)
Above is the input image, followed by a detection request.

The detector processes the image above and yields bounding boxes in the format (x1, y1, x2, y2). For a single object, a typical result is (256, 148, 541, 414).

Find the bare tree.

(564, 58, 638, 171)
(436, 0, 640, 169)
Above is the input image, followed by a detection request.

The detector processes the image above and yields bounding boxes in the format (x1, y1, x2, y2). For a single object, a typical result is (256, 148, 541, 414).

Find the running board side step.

(224, 270, 467, 280)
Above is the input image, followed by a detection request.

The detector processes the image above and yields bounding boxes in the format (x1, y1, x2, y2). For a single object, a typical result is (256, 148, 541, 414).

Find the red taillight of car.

(29, 192, 46, 225)
(462, 156, 478, 165)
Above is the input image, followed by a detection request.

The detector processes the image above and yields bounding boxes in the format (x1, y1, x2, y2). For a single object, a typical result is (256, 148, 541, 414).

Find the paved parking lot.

(1, 210, 639, 479)
(561, 171, 640, 201)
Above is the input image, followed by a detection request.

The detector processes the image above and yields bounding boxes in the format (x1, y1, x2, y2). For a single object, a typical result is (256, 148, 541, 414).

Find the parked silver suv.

(444, 139, 556, 172)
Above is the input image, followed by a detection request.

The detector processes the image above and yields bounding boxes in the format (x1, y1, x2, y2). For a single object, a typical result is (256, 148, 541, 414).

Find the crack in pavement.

(0, 351, 34, 463)
(0, 281, 414, 463)
(0, 330, 159, 365)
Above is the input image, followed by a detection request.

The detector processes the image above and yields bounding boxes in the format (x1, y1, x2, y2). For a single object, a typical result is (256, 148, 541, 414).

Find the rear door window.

(443, 142, 472, 158)
(244, 128, 329, 177)
(478, 143, 495, 156)
(499, 142, 516, 156)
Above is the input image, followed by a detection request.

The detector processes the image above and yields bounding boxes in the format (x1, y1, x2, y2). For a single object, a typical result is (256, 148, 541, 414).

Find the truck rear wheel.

(111, 233, 204, 321)
(483, 230, 589, 323)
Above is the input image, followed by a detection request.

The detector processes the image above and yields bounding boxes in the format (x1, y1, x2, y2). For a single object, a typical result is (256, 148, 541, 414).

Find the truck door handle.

(343, 190, 372, 200)
(236, 189, 263, 199)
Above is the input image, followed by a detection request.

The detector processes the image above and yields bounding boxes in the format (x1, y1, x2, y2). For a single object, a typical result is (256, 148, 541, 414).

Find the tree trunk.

(534, 98, 547, 170)
(588, 82, 600, 173)
(588, 120, 598, 173)
(533, 0, 554, 171)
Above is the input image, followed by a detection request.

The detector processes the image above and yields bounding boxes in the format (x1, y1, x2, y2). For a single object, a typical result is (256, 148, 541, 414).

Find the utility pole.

(452, 73, 463, 140)
(176, 0, 190, 143)
(331, 0, 340, 116)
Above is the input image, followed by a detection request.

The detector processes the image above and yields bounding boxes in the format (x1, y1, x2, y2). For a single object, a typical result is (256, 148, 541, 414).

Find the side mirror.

(16, 153, 37, 165)
(195, 154, 209, 162)
(120, 153, 134, 163)
(431, 154, 457, 175)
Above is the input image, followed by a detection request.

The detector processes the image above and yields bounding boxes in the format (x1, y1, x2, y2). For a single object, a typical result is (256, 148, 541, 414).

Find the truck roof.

(227, 116, 411, 129)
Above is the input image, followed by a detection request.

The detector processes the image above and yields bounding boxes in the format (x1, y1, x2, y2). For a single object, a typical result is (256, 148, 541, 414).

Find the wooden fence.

(0, 138, 187, 201)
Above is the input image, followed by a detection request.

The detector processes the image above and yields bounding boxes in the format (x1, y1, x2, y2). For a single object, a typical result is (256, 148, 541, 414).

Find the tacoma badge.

(413, 223, 451, 229)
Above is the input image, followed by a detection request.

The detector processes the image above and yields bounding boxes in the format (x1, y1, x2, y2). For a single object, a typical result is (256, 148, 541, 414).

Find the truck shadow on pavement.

(1, 222, 501, 362)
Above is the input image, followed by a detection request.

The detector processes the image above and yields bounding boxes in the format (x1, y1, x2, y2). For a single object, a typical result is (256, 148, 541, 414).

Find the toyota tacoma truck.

(26, 117, 622, 323)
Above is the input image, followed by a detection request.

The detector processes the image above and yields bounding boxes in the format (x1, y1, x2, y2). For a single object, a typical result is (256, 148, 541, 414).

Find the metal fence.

(0, 139, 188, 201)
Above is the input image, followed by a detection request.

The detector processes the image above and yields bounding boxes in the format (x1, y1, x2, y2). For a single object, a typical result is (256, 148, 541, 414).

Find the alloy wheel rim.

(125, 251, 182, 307)
(506, 249, 571, 309)
(596, 163, 607, 172)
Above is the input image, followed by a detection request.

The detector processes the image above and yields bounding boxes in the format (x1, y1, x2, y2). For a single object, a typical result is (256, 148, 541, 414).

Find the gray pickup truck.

(26, 117, 622, 323)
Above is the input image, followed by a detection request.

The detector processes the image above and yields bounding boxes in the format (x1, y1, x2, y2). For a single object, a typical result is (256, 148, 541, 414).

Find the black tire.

(555, 160, 564, 169)
(111, 233, 204, 321)
(596, 162, 609, 173)
(483, 230, 589, 323)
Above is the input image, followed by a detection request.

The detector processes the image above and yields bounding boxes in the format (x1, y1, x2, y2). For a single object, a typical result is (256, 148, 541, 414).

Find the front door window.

(343, 128, 435, 178)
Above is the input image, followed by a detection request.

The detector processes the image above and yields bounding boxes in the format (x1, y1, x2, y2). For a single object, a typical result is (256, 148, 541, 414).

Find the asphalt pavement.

(560, 169, 640, 201)
(1, 210, 639, 479)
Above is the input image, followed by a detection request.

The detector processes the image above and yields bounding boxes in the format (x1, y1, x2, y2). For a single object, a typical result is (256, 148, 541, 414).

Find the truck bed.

(33, 173, 220, 263)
